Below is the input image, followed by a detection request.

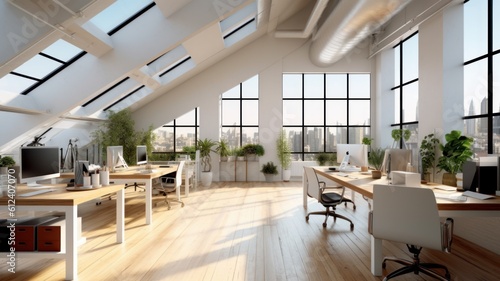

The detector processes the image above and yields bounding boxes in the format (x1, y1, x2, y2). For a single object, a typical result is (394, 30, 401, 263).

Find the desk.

(0, 184, 125, 281)
(61, 166, 176, 225)
(309, 167, 500, 276)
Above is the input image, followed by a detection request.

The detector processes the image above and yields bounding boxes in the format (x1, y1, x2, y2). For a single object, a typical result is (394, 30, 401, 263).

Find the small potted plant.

(437, 130, 474, 186)
(420, 133, 440, 182)
(391, 129, 411, 148)
(276, 130, 292, 181)
(242, 144, 265, 161)
(315, 152, 330, 166)
(0, 156, 16, 174)
(215, 139, 230, 161)
(368, 147, 385, 179)
(261, 161, 278, 182)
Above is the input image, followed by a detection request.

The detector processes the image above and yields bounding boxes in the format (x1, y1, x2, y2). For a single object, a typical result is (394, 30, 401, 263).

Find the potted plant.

(235, 147, 245, 161)
(242, 143, 265, 161)
(419, 133, 440, 183)
(227, 148, 237, 162)
(437, 130, 473, 186)
(197, 138, 217, 186)
(276, 130, 292, 181)
(215, 139, 230, 162)
(315, 152, 330, 166)
(0, 156, 16, 174)
(368, 147, 385, 179)
(261, 161, 278, 182)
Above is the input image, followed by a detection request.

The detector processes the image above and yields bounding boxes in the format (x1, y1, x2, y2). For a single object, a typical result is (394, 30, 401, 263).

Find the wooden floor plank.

(1, 181, 499, 281)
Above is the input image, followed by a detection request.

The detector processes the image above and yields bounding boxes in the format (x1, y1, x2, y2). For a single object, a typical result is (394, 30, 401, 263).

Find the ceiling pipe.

(274, 0, 329, 39)
(309, 0, 411, 67)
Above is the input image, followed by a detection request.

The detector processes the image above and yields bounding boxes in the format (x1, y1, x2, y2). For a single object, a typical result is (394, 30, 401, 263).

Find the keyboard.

(435, 194, 467, 202)
(139, 169, 157, 174)
(19, 188, 56, 197)
(463, 191, 495, 200)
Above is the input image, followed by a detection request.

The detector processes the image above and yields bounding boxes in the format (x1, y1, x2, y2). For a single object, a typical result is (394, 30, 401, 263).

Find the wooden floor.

(1, 181, 500, 281)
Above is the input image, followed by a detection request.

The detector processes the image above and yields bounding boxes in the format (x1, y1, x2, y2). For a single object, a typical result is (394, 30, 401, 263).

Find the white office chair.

(368, 184, 454, 281)
(304, 167, 354, 229)
(155, 161, 185, 210)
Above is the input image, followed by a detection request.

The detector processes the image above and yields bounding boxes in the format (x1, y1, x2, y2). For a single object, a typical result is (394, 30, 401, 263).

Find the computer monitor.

(336, 144, 368, 170)
(106, 146, 128, 171)
(20, 146, 61, 187)
(136, 145, 148, 165)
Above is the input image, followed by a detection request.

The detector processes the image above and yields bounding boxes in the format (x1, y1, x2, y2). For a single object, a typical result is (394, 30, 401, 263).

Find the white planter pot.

(264, 174, 274, 182)
(282, 169, 291, 182)
(200, 172, 213, 187)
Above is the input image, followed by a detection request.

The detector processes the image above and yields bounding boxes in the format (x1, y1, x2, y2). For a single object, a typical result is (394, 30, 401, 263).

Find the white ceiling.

(0, 0, 451, 154)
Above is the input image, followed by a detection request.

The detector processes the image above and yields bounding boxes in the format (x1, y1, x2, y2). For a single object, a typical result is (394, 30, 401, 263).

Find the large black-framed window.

(220, 75, 259, 147)
(463, 0, 500, 155)
(152, 108, 199, 159)
(391, 32, 419, 149)
(283, 73, 371, 161)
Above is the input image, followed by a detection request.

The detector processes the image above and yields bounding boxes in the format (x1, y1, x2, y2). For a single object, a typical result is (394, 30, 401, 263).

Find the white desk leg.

(371, 235, 383, 276)
(66, 205, 78, 280)
(116, 188, 125, 243)
(303, 170, 308, 208)
(145, 179, 152, 225)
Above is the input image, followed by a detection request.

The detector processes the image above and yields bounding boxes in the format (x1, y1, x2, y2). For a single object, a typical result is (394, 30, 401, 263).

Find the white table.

(0, 184, 125, 281)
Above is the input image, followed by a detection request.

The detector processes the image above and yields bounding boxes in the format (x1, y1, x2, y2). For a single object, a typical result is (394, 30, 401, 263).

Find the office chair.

(155, 161, 185, 210)
(317, 174, 356, 210)
(304, 167, 354, 229)
(369, 184, 454, 281)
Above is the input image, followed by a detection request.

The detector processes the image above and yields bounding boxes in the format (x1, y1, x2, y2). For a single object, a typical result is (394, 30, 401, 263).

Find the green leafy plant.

(197, 138, 217, 172)
(0, 156, 16, 167)
(276, 130, 292, 170)
(437, 130, 474, 175)
(91, 109, 155, 166)
(368, 147, 385, 171)
(261, 161, 278, 175)
(315, 152, 330, 166)
(362, 137, 373, 146)
(242, 143, 265, 156)
(391, 129, 411, 147)
(215, 139, 230, 158)
(420, 133, 440, 175)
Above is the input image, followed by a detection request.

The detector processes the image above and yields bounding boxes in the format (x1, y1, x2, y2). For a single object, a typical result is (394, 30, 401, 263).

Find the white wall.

(133, 33, 372, 181)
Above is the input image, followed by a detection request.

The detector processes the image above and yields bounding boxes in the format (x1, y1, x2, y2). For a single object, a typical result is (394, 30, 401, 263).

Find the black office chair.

(304, 167, 354, 229)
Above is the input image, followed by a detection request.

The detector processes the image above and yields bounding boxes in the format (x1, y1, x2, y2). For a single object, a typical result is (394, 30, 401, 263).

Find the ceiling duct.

(309, 0, 411, 67)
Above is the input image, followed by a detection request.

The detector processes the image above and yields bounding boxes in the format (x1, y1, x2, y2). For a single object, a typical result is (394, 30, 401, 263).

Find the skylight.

(89, 0, 154, 34)
(0, 39, 84, 95)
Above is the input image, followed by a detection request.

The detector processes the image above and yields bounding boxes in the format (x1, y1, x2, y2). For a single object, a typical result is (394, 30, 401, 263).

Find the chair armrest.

(441, 218, 454, 253)
(368, 211, 373, 235)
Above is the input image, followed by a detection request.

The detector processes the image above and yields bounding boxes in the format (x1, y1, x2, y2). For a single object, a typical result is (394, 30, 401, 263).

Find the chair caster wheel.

(305, 216, 309, 222)
(350, 224, 354, 231)
(382, 262, 386, 269)
(181, 203, 185, 207)
(322, 222, 327, 227)
(353, 205, 356, 210)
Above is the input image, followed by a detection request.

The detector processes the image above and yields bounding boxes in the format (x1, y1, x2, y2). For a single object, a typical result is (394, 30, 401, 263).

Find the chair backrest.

(371, 184, 442, 250)
(381, 149, 412, 174)
(304, 167, 321, 201)
(174, 161, 185, 188)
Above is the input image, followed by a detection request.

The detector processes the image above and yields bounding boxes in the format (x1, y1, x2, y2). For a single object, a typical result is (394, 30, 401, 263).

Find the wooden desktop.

(60, 165, 177, 225)
(305, 167, 500, 276)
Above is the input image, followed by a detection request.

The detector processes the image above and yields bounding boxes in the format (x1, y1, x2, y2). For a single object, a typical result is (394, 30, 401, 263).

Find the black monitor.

(136, 145, 148, 165)
(20, 146, 61, 187)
